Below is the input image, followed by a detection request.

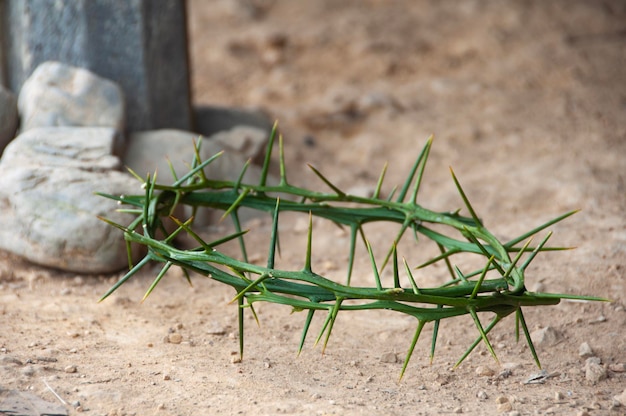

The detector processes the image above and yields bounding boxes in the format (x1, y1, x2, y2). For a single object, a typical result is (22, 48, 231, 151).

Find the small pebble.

(64, 365, 78, 373)
(21, 366, 36, 376)
(231, 356, 242, 364)
(609, 363, 626, 372)
(380, 352, 397, 363)
(578, 342, 593, 357)
(497, 402, 512, 412)
(167, 333, 183, 344)
(531, 326, 562, 346)
(475, 366, 495, 377)
(453, 406, 463, 413)
(311, 393, 321, 400)
(554, 391, 564, 400)
(476, 390, 488, 400)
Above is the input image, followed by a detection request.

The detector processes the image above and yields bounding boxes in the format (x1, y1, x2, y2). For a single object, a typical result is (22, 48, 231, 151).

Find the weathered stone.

(579, 342, 593, 358)
(18, 61, 125, 133)
(0, 127, 139, 273)
(0, 127, 124, 171)
(1, 0, 191, 132)
(211, 125, 269, 164)
(585, 358, 607, 383)
(0, 86, 18, 153)
(530, 326, 562, 347)
(124, 129, 276, 226)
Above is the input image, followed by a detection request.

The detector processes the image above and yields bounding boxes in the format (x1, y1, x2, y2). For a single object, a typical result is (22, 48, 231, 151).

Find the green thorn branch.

(98, 131, 607, 378)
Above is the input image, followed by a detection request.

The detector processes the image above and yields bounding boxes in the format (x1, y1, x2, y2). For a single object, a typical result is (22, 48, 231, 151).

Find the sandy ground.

(1, 1, 625, 415)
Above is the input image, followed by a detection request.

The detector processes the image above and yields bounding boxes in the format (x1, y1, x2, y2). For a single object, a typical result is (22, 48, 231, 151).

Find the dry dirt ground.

(1, 1, 625, 415)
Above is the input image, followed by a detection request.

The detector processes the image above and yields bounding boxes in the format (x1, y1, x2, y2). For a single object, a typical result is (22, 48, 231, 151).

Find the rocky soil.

(1, 1, 625, 415)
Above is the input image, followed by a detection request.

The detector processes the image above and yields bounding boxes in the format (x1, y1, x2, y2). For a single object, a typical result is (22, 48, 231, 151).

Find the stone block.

(1, 0, 191, 132)
(18, 61, 125, 133)
(0, 127, 139, 273)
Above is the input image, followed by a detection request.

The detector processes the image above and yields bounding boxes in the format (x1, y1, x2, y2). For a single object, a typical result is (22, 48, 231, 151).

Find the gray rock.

(124, 129, 275, 226)
(579, 342, 593, 358)
(530, 326, 562, 347)
(1, 0, 191, 132)
(211, 125, 269, 164)
(0, 127, 139, 273)
(17, 62, 125, 133)
(585, 358, 607, 383)
(0, 86, 18, 152)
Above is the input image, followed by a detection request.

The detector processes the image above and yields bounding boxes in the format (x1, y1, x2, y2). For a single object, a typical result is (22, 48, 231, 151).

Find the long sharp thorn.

(399, 320, 426, 381)
(506, 210, 578, 247)
(437, 243, 456, 281)
(392, 244, 400, 288)
(402, 257, 421, 295)
(99, 256, 152, 302)
(142, 262, 172, 302)
(321, 299, 343, 354)
(453, 315, 502, 368)
(181, 268, 193, 288)
(520, 232, 552, 272)
(165, 157, 179, 183)
(231, 274, 271, 303)
(517, 309, 541, 368)
(307, 164, 345, 196)
(259, 122, 279, 189)
(381, 221, 410, 271)
(304, 212, 313, 273)
(125, 166, 145, 183)
(373, 162, 388, 199)
(230, 211, 249, 264)
(298, 309, 316, 356)
(268, 198, 281, 269)
(502, 237, 533, 281)
(450, 168, 481, 226)
(454, 265, 469, 283)
(470, 255, 494, 299)
(346, 225, 359, 285)
(238, 297, 245, 360)
(469, 308, 499, 365)
(463, 228, 506, 274)
(172, 150, 224, 187)
(410, 135, 433, 204)
(314, 307, 333, 348)
(278, 134, 289, 186)
(430, 312, 441, 364)
(365, 240, 383, 290)
(170, 216, 212, 251)
(233, 159, 251, 190)
(221, 188, 251, 221)
(397, 135, 433, 203)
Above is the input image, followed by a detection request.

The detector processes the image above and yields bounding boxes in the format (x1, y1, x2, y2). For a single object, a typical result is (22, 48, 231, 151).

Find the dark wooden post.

(0, 0, 192, 132)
